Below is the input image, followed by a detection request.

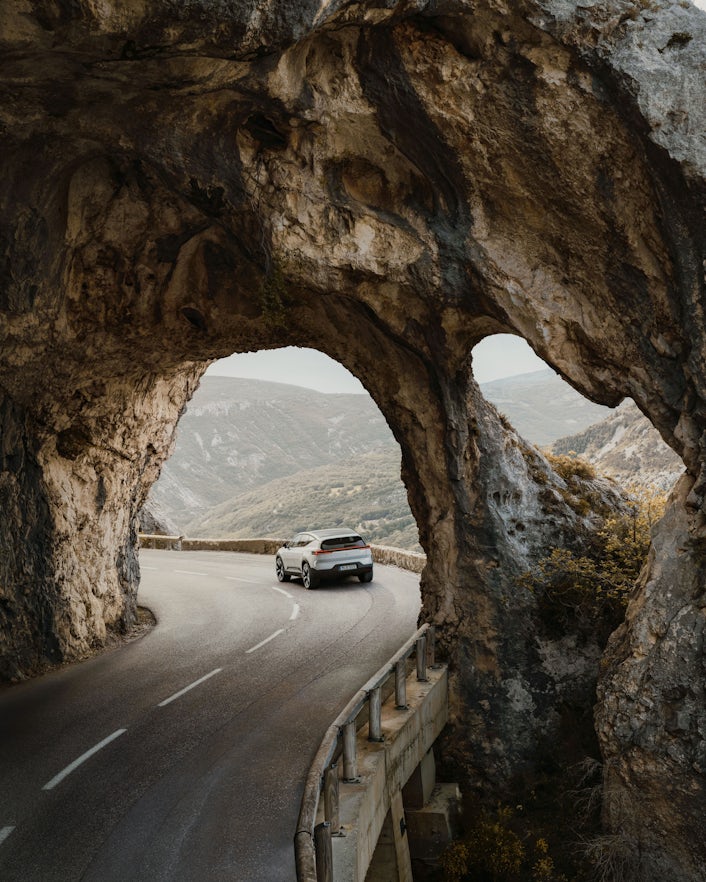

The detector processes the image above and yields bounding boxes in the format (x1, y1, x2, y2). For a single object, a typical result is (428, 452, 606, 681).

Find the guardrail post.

(342, 721, 358, 782)
(323, 763, 341, 836)
(368, 686, 384, 742)
(395, 659, 408, 709)
(294, 830, 318, 882)
(416, 635, 428, 682)
(314, 821, 333, 882)
(427, 625, 437, 667)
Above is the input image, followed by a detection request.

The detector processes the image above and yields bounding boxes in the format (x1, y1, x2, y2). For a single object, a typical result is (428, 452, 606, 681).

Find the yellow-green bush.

(532, 838, 565, 882)
(440, 807, 567, 882)
(258, 257, 291, 328)
(545, 452, 596, 483)
(519, 484, 666, 638)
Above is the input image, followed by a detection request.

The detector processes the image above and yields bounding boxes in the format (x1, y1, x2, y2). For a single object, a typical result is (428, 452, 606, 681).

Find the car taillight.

(314, 544, 370, 555)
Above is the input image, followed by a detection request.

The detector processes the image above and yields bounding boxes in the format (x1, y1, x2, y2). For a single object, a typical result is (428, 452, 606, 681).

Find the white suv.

(275, 528, 374, 589)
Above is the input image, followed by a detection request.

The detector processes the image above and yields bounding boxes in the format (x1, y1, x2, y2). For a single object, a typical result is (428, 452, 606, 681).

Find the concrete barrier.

(333, 666, 448, 882)
(295, 626, 448, 882)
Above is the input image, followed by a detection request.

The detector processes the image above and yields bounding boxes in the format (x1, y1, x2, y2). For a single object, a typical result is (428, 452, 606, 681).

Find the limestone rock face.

(596, 477, 706, 880)
(138, 500, 178, 537)
(0, 0, 704, 874)
(431, 386, 628, 792)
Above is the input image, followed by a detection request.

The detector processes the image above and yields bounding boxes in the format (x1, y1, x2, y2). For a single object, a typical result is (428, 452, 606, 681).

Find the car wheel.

(275, 557, 291, 582)
(302, 561, 318, 590)
(359, 571, 373, 583)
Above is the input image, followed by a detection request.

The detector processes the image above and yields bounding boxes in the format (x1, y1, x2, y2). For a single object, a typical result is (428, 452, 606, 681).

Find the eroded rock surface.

(1, 1, 704, 875)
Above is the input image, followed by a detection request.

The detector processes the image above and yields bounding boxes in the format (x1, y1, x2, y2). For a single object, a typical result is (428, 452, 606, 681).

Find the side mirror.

(283, 541, 290, 548)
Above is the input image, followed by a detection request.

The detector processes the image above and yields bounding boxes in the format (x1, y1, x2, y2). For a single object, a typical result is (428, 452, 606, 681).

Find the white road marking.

(174, 569, 208, 577)
(226, 576, 259, 584)
(158, 668, 222, 707)
(246, 629, 285, 654)
(270, 586, 293, 599)
(290, 603, 301, 621)
(42, 729, 127, 790)
(0, 827, 15, 846)
(141, 566, 157, 571)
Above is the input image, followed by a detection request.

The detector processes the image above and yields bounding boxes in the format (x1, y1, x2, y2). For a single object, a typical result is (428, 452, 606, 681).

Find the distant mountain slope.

(144, 369, 631, 548)
(479, 369, 611, 446)
(149, 376, 393, 524)
(551, 400, 682, 490)
(188, 449, 420, 551)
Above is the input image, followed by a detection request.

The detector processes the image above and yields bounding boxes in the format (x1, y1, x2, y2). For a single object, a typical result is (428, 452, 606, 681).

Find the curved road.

(0, 549, 421, 881)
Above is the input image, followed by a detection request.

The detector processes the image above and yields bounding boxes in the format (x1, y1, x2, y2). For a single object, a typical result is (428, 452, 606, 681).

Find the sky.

(205, 335, 548, 393)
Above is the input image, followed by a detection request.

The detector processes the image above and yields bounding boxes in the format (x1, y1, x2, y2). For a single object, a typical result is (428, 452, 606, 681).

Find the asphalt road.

(0, 549, 421, 881)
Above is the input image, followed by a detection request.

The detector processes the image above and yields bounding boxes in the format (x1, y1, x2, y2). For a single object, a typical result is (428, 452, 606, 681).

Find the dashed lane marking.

(0, 827, 15, 846)
(246, 629, 285, 654)
(290, 603, 301, 621)
(270, 586, 293, 599)
(174, 569, 208, 577)
(225, 576, 259, 584)
(157, 668, 223, 708)
(42, 729, 127, 790)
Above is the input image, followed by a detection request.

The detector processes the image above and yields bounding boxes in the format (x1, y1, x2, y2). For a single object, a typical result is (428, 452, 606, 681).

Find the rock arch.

(1, 1, 704, 876)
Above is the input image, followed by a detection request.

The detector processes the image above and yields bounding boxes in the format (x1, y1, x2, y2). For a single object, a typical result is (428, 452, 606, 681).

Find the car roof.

(308, 528, 360, 539)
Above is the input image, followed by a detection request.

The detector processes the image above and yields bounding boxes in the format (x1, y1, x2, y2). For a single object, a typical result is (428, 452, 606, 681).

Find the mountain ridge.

(144, 369, 631, 548)
(551, 400, 682, 491)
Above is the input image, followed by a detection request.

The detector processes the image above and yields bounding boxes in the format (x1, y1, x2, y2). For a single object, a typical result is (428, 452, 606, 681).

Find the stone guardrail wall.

(367, 545, 426, 574)
(138, 535, 427, 574)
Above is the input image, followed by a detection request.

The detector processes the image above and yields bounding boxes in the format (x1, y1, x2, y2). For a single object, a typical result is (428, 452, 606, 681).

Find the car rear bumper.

(315, 561, 374, 579)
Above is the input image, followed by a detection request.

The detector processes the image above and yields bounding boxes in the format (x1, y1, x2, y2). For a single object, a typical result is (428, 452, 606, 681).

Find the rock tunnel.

(1, 0, 705, 877)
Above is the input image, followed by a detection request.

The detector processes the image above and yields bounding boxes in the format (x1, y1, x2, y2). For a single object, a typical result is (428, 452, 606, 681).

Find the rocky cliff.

(553, 399, 684, 491)
(1, 1, 705, 876)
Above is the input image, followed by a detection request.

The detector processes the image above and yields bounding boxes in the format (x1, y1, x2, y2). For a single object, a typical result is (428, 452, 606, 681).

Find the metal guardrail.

(293, 623, 437, 882)
(139, 534, 433, 877)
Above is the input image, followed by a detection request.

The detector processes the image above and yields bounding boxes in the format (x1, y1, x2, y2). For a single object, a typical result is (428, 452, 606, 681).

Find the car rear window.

(321, 536, 366, 550)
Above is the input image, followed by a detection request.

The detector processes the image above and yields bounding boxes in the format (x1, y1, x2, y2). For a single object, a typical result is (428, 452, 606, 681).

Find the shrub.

(519, 485, 666, 638)
(441, 841, 471, 882)
(545, 452, 596, 483)
(666, 31, 692, 48)
(583, 832, 641, 882)
(531, 837, 567, 882)
(441, 807, 568, 882)
(441, 806, 524, 881)
(258, 257, 291, 328)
